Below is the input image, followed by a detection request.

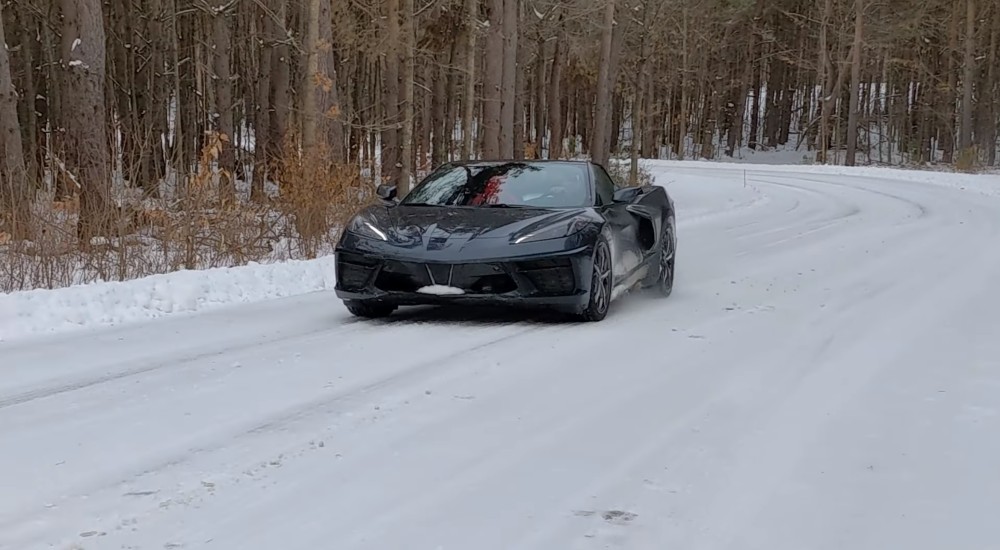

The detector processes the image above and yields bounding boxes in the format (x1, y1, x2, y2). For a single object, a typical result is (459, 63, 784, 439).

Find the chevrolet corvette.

(334, 160, 676, 321)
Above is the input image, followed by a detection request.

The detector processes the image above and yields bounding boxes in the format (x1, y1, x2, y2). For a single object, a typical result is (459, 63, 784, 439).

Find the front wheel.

(578, 237, 613, 322)
(344, 300, 396, 318)
(654, 220, 675, 298)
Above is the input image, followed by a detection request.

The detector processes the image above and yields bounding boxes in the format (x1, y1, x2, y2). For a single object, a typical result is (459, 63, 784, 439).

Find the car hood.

(360, 204, 588, 250)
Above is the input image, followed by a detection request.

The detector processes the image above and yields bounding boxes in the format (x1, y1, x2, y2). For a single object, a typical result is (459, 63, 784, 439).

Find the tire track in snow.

(0, 316, 376, 410)
(0, 321, 571, 545)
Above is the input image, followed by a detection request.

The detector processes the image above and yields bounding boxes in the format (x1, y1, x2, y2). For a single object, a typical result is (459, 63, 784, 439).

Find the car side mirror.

(612, 187, 642, 203)
(377, 184, 398, 202)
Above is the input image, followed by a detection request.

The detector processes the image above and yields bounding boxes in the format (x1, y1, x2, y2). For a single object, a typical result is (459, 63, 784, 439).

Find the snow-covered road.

(3, 163, 1000, 550)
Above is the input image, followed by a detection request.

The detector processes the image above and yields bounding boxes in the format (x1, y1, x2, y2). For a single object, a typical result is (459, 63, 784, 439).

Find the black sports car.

(334, 160, 676, 321)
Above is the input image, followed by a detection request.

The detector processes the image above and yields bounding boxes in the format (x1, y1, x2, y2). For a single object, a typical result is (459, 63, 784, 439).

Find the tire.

(654, 218, 675, 298)
(344, 300, 396, 318)
(578, 237, 614, 322)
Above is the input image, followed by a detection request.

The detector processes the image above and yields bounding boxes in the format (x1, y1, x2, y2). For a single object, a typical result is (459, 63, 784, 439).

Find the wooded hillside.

(0, 0, 997, 290)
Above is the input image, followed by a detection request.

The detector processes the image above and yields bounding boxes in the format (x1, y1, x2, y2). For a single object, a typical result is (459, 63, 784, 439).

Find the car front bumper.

(333, 245, 595, 312)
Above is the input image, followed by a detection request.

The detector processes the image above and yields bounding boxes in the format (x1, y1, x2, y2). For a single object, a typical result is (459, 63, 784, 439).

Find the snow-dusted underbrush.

(0, 141, 376, 294)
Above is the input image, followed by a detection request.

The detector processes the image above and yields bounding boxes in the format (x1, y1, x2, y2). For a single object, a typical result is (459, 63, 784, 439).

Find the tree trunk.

(432, 51, 448, 166)
(62, 0, 111, 243)
(630, 4, 652, 184)
(211, 0, 236, 202)
(384, 0, 401, 184)
(534, 34, 546, 157)
(303, 0, 345, 163)
(817, 0, 834, 163)
(958, 0, 975, 154)
(461, 0, 477, 160)
(252, 3, 271, 201)
(399, 0, 415, 194)
(845, 0, 864, 166)
(268, 0, 291, 162)
(0, 4, 29, 237)
(499, 0, 519, 158)
(547, 19, 564, 159)
(482, 0, 503, 158)
(591, 0, 616, 168)
(445, 39, 460, 162)
(987, 10, 998, 166)
(943, 9, 958, 164)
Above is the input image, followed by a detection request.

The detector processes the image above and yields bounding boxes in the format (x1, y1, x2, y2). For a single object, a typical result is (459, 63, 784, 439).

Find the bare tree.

(591, 0, 617, 168)
(210, 0, 236, 202)
(499, 0, 519, 158)
(462, 0, 478, 159)
(61, 0, 112, 242)
(303, 0, 346, 163)
(845, 0, 864, 166)
(0, 4, 29, 236)
(482, 0, 504, 158)
(384, 0, 402, 185)
(400, 0, 416, 193)
(958, 0, 975, 155)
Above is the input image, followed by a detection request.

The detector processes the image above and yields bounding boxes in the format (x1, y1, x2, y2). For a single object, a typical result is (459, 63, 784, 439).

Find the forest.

(0, 0, 997, 292)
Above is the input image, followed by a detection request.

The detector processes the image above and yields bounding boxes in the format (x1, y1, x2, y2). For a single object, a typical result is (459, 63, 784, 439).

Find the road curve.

(2, 163, 999, 550)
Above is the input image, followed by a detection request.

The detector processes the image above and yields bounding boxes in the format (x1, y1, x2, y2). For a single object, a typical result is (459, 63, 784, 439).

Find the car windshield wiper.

(479, 203, 528, 208)
(401, 202, 443, 207)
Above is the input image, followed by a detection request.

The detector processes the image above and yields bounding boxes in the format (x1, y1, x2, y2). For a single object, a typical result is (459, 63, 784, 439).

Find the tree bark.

(958, 0, 975, 154)
(845, 0, 864, 166)
(252, 2, 271, 201)
(987, 9, 998, 166)
(61, 0, 112, 242)
(268, 0, 291, 162)
(399, 0, 415, 194)
(499, 0, 519, 158)
(591, 0, 616, 168)
(384, 0, 401, 184)
(211, 0, 236, 202)
(432, 52, 448, 166)
(0, 4, 29, 236)
(461, 0, 477, 160)
(303, 0, 345, 163)
(547, 17, 564, 159)
(482, 0, 503, 158)
(534, 34, 546, 157)
(630, 1, 653, 184)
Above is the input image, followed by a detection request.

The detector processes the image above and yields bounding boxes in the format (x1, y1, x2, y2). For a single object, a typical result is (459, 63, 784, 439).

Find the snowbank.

(0, 256, 337, 343)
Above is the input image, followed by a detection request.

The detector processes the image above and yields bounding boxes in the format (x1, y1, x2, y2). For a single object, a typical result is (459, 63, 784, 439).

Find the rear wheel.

(344, 300, 396, 318)
(578, 237, 613, 322)
(655, 220, 675, 297)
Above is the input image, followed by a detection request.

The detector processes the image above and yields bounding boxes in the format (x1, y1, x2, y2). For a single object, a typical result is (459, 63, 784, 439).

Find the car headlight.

(512, 214, 590, 244)
(347, 214, 388, 241)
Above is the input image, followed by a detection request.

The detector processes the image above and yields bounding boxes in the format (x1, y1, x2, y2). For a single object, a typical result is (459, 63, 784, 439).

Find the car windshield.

(400, 162, 592, 208)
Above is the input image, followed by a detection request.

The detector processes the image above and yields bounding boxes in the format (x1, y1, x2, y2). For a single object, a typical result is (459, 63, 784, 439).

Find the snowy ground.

(2, 161, 1000, 550)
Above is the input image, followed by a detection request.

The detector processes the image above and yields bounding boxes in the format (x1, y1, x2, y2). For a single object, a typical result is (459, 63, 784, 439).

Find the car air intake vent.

(337, 252, 378, 291)
(375, 260, 433, 292)
(516, 258, 576, 295)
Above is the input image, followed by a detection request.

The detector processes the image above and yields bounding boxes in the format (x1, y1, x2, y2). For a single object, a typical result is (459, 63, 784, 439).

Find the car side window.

(592, 165, 616, 206)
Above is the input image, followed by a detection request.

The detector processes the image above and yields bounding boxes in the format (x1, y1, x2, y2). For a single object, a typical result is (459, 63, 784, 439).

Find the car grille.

(374, 260, 433, 292)
(516, 257, 577, 295)
(337, 252, 378, 291)
(374, 260, 516, 294)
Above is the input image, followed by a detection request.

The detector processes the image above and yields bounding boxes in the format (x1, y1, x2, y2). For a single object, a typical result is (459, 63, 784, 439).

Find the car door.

(592, 165, 643, 282)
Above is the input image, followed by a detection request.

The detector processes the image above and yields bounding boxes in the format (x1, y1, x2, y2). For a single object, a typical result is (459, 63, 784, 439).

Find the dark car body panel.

(334, 160, 675, 315)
